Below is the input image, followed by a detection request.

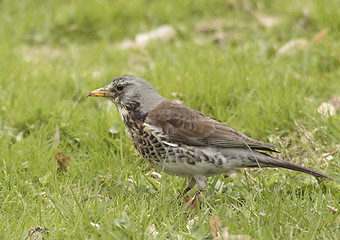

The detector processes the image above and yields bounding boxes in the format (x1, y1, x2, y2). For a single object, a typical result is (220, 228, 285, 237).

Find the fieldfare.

(88, 75, 332, 203)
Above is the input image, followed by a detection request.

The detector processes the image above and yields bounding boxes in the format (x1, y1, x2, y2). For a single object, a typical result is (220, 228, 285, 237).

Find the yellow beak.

(87, 88, 114, 97)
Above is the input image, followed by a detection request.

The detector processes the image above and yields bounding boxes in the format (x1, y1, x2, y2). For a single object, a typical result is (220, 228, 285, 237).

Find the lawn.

(0, 0, 339, 239)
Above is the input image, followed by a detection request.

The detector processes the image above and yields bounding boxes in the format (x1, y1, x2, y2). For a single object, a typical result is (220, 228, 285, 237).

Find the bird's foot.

(186, 190, 202, 210)
(168, 186, 192, 207)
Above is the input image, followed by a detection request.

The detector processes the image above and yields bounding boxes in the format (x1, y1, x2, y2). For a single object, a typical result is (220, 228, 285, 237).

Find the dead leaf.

(277, 39, 309, 57)
(255, 14, 281, 28)
(209, 215, 222, 238)
(119, 25, 176, 49)
(135, 25, 176, 48)
(312, 29, 328, 44)
(55, 152, 70, 171)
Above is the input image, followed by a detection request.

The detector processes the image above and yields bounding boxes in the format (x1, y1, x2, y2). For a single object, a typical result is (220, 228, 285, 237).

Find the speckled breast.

(120, 111, 214, 175)
(120, 112, 170, 166)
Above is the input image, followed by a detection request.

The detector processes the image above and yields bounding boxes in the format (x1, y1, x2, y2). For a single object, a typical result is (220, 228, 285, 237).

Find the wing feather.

(146, 99, 278, 152)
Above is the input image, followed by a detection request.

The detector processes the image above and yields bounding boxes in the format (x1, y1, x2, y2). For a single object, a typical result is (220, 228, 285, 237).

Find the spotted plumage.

(88, 75, 332, 202)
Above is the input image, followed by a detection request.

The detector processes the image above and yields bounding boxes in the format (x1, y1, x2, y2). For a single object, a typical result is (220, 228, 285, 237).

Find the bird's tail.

(251, 152, 333, 180)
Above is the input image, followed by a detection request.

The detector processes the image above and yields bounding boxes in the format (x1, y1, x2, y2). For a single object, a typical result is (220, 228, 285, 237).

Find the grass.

(0, 0, 339, 239)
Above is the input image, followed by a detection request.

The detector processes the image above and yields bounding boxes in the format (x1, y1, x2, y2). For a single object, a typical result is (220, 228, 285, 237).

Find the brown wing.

(145, 99, 278, 152)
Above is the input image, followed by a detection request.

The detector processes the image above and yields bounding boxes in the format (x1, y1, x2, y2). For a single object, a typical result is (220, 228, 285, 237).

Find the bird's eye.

(116, 84, 124, 91)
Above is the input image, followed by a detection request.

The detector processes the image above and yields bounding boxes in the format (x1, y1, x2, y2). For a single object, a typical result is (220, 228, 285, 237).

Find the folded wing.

(146, 99, 278, 152)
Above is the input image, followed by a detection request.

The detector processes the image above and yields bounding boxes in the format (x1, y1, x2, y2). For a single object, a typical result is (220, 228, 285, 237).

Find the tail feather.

(252, 152, 333, 180)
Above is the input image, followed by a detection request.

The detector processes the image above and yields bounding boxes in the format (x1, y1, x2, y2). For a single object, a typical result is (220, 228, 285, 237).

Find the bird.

(88, 75, 332, 204)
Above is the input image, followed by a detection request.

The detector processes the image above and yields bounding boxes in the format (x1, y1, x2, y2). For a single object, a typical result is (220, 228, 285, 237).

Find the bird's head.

(88, 75, 164, 114)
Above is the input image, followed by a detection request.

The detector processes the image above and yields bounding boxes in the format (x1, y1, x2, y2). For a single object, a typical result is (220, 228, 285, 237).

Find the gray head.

(88, 75, 164, 115)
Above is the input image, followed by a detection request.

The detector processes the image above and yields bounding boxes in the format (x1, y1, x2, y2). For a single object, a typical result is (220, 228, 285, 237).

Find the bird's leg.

(186, 189, 202, 210)
(176, 178, 197, 199)
(175, 186, 191, 200)
(169, 178, 196, 207)
(187, 175, 207, 210)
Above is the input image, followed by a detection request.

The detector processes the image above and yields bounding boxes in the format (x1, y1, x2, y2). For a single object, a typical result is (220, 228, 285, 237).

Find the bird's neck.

(116, 104, 146, 129)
